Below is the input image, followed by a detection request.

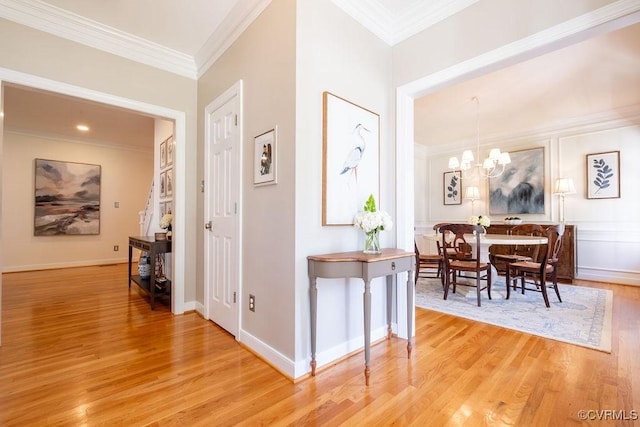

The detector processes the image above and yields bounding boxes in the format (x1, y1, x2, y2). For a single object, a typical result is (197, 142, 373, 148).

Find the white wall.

(1, 131, 152, 271)
(295, 0, 394, 377)
(197, 0, 297, 367)
(559, 125, 640, 284)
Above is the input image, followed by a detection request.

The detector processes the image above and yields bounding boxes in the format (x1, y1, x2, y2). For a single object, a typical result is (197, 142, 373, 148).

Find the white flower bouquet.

(160, 213, 173, 230)
(353, 194, 393, 254)
(468, 215, 490, 227)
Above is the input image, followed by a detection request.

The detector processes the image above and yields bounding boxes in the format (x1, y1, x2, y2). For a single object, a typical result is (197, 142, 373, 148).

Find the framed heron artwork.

(322, 92, 380, 226)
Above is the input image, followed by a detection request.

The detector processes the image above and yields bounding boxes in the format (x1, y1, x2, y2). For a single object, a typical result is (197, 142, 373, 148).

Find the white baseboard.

(1, 258, 128, 273)
(238, 328, 297, 378)
(293, 325, 389, 379)
(183, 300, 198, 313)
(577, 269, 640, 286)
(193, 301, 205, 316)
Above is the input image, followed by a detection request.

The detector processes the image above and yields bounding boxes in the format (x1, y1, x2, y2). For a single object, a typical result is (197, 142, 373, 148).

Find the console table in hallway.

(128, 236, 172, 310)
(307, 248, 415, 385)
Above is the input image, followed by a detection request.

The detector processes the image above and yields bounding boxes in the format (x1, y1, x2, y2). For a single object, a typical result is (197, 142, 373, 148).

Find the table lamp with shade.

(553, 178, 576, 223)
(464, 186, 480, 214)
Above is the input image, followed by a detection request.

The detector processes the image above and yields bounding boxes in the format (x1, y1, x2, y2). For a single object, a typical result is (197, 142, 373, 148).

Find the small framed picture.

(166, 168, 173, 197)
(160, 171, 166, 198)
(166, 136, 174, 167)
(443, 170, 462, 205)
(159, 201, 167, 217)
(587, 150, 620, 199)
(254, 127, 277, 186)
(160, 140, 167, 169)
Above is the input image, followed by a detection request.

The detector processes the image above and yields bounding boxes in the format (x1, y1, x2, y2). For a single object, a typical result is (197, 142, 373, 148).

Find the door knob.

(205, 221, 212, 230)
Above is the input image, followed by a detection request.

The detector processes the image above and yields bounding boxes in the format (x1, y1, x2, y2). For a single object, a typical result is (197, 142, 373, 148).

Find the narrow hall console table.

(128, 236, 172, 310)
(308, 248, 415, 385)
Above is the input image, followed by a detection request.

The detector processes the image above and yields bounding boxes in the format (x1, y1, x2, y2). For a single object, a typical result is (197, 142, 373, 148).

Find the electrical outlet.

(249, 294, 255, 312)
(113, 245, 119, 251)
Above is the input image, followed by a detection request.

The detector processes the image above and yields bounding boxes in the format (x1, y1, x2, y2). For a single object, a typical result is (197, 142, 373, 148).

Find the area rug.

(415, 277, 613, 352)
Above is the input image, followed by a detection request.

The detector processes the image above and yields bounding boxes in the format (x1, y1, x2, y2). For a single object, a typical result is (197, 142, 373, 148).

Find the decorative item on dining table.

(468, 214, 491, 234)
(353, 194, 392, 254)
(160, 212, 173, 240)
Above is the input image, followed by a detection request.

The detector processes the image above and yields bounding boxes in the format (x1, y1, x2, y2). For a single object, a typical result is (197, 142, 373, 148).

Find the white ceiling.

(1, 1, 639, 149)
(3, 84, 156, 149)
(415, 22, 640, 147)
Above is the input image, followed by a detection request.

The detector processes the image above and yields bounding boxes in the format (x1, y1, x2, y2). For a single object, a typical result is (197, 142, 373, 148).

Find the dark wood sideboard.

(486, 223, 576, 283)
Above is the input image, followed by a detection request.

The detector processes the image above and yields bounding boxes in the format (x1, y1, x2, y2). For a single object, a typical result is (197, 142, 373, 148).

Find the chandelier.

(448, 96, 511, 179)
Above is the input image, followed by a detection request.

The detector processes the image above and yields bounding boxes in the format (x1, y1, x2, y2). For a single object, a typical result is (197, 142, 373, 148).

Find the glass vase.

(363, 230, 381, 254)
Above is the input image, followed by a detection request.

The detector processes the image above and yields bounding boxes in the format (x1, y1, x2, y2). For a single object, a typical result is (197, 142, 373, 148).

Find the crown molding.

(330, 0, 479, 46)
(0, 0, 198, 79)
(195, 0, 272, 77)
(330, 0, 394, 44)
(389, 0, 479, 45)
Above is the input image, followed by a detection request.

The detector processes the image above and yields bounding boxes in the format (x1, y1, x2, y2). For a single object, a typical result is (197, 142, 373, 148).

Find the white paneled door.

(204, 82, 242, 337)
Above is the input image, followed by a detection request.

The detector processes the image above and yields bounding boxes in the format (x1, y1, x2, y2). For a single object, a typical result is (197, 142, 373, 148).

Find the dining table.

(422, 232, 548, 285)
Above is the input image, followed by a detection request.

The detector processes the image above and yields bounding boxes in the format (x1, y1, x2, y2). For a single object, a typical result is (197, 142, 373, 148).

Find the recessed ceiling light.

(76, 124, 90, 132)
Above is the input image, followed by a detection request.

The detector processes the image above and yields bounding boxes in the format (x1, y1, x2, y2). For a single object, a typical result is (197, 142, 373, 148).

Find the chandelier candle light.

(353, 194, 393, 254)
(448, 96, 511, 179)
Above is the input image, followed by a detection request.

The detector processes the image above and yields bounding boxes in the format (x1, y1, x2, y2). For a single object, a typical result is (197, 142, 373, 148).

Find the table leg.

(309, 276, 318, 376)
(150, 249, 156, 310)
(128, 244, 133, 289)
(363, 280, 371, 386)
(407, 268, 414, 358)
(386, 275, 393, 339)
(478, 243, 499, 285)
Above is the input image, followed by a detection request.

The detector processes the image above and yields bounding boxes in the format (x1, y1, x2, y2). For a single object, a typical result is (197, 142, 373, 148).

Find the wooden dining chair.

(436, 223, 492, 307)
(505, 225, 564, 307)
(490, 223, 545, 286)
(433, 222, 468, 260)
(414, 240, 443, 285)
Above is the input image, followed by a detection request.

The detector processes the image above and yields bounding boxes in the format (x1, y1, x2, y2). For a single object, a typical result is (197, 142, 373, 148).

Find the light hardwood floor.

(1, 264, 639, 426)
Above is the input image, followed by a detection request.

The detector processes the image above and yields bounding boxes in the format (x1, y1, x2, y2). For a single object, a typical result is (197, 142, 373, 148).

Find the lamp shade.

(448, 157, 460, 169)
(554, 178, 576, 195)
(464, 186, 480, 200)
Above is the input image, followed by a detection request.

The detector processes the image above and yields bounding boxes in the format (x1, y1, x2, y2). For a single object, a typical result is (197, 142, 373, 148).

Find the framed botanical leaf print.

(443, 171, 461, 205)
(586, 151, 620, 199)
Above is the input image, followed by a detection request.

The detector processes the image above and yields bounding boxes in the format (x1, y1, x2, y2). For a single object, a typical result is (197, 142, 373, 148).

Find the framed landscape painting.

(489, 147, 545, 214)
(34, 159, 101, 235)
